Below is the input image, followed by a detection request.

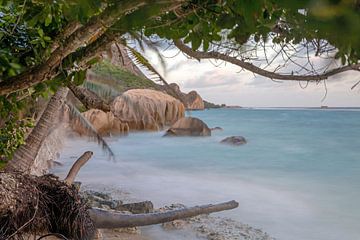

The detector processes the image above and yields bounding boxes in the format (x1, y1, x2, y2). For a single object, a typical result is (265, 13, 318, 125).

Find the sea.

(54, 108, 360, 240)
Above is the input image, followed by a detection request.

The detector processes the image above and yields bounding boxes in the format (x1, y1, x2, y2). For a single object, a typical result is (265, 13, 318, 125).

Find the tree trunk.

(68, 83, 110, 112)
(6, 87, 69, 174)
(89, 200, 239, 229)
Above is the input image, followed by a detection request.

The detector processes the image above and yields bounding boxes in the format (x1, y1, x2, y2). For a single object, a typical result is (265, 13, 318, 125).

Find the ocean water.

(54, 109, 360, 240)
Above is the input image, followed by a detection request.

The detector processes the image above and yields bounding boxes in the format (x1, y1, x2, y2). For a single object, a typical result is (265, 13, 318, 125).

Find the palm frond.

(126, 46, 187, 104)
(126, 46, 167, 85)
(128, 32, 166, 72)
(83, 81, 119, 102)
(66, 101, 115, 158)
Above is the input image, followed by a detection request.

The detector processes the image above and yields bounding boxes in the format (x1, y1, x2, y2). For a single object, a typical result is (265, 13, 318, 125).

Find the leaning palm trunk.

(6, 87, 69, 174)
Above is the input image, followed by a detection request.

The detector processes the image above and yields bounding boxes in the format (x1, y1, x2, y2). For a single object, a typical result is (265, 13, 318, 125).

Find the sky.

(143, 46, 360, 108)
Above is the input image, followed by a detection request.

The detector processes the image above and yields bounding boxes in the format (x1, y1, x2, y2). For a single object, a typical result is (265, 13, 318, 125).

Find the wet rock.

(164, 117, 211, 137)
(116, 201, 154, 214)
(220, 136, 247, 146)
(82, 190, 123, 209)
(162, 220, 187, 230)
(83, 190, 112, 201)
(211, 127, 223, 131)
(207, 232, 225, 240)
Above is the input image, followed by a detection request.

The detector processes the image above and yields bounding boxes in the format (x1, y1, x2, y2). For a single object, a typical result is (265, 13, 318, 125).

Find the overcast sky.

(143, 47, 360, 108)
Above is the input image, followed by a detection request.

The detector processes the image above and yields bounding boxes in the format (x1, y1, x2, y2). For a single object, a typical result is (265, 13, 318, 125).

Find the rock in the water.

(211, 127, 223, 131)
(73, 109, 129, 136)
(220, 136, 247, 146)
(111, 89, 185, 131)
(164, 117, 211, 137)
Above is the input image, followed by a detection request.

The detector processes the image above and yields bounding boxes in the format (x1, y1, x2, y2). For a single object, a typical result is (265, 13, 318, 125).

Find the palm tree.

(6, 86, 114, 175)
(6, 87, 69, 174)
(6, 37, 176, 174)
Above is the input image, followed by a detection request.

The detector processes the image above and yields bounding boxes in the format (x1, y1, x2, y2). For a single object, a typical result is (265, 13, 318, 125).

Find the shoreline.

(52, 133, 275, 240)
(76, 184, 274, 240)
(49, 108, 360, 240)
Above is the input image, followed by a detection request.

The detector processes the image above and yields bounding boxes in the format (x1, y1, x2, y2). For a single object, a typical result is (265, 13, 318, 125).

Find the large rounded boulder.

(111, 89, 185, 131)
(164, 117, 211, 137)
(73, 109, 129, 136)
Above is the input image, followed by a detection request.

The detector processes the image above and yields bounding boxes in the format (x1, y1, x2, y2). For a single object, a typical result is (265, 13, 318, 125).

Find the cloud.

(142, 43, 360, 107)
(183, 70, 241, 89)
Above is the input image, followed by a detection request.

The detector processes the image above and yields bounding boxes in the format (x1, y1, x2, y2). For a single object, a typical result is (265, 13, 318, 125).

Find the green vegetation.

(0, 118, 33, 164)
(0, 0, 360, 160)
(91, 61, 156, 91)
(84, 61, 156, 101)
(203, 101, 225, 109)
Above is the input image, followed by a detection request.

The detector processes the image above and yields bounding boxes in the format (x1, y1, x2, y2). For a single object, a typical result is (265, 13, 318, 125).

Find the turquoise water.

(56, 109, 360, 240)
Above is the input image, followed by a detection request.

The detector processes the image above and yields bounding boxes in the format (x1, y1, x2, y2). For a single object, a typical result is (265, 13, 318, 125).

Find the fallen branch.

(89, 200, 239, 228)
(64, 151, 93, 185)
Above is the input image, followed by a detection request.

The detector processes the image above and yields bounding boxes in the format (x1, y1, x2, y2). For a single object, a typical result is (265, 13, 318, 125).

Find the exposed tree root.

(0, 172, 95, 240)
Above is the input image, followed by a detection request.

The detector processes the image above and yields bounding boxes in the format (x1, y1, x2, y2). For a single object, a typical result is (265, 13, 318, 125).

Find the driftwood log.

(0, 152, 239, 239)
(90, 200, 239, 229)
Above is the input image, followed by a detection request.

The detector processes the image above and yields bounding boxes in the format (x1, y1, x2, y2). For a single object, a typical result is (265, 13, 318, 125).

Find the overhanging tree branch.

(0, 1, 148, 96)
(0, 1, 187, 96)
(174, 40, 360, 82)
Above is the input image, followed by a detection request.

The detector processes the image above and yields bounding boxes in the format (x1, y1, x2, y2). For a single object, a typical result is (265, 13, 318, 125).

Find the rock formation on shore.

(164, 117, 211, 137)
(168, 83, 204, 110)
(73, 109, 129, 136)
(111, 89, 185, 131)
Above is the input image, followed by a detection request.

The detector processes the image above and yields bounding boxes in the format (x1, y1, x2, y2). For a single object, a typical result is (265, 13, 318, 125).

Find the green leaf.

(43, 36, 51, 42)
(203, 40, 209, 51)
(191, 33, 201, 50)
(73, 70, 87, 85)
(37, 28, 44, 37)
(9, 62, 21, 69)
(45, 13, 52, 26)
